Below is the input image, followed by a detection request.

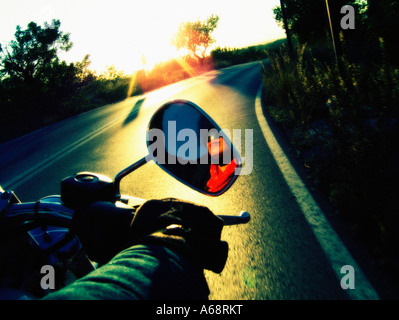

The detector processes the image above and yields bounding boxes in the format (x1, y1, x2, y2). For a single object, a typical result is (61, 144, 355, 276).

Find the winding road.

(0, 61, 385, 299)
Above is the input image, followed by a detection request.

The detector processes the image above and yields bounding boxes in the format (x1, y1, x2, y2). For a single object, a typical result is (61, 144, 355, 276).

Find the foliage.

(0, 21, 137, 142)
(273, 0, 399, 66)
(267, 2, 399, 273)
(172, 14, 219, 62)
(263, 37, 399, 274)
(98, 65, 126, 81)
(74, 54, 96, 84)
(133, 41, 286, 94)
(1, 16, 274, 143)
(0, 20, 80, 139)
(0, 19, 72, 82)
(211, 41, 285, 68)
(273, 0, 364, 43)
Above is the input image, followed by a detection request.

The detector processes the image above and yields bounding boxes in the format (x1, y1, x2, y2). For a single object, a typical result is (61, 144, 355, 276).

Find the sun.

(43, 0, 285, 75)
(111, 3, 188, 74)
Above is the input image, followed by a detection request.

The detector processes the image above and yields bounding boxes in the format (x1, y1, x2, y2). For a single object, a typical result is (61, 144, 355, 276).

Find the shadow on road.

(123, 97, 146, 126)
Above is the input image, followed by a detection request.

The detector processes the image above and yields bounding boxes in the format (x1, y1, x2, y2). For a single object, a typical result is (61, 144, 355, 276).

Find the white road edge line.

(255, 84, 379, 300)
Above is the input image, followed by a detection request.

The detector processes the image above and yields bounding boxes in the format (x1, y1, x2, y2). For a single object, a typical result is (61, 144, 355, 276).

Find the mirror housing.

(147, 100, 242, 196)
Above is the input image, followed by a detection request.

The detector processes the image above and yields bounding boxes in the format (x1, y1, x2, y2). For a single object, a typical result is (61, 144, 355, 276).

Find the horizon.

(0, 0, 286, 74)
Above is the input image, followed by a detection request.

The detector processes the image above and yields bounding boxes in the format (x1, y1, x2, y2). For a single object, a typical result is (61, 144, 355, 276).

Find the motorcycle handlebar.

(1, 201, 75, 228)
(1, 196, 250, 228)
(219, 211, 251, 225)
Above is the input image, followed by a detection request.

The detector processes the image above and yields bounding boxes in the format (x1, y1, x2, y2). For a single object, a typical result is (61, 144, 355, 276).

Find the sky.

(0, 0, 286, 74)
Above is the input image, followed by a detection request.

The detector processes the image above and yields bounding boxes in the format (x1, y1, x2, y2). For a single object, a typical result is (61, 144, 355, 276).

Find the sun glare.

(1, 0, 285, 75)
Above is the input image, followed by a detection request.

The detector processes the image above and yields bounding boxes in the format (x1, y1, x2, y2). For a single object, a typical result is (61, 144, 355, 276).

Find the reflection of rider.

(43, 199, 228, 300)
(150, 103, 212, 191)
(205, 137, 237, 193)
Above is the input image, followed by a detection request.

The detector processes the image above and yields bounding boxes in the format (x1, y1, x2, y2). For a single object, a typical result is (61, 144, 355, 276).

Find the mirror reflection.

(147, 100, 241, 195)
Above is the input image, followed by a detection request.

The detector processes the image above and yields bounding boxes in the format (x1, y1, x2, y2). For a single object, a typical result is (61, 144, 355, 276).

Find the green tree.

(74, 54, 95, 84)
(278, 0, 295, 60)
(98, 65, 125, 81)
(273, 1, 398, 65)
(273, 1, 366, 44)
(273, 1, 372, 63)
(0, 19, 72, 83)
(0, 19, 78, 139)
(172, 14, 219, 62)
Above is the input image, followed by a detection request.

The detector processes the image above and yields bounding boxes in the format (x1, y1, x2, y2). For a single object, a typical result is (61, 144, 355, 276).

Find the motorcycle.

(0, 99, 250, 299)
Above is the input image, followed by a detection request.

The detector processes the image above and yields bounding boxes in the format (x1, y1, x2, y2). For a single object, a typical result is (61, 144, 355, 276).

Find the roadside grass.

(262, 41, 399, 277)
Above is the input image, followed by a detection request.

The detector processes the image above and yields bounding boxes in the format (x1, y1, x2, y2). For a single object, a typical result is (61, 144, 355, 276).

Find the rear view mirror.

(147, 100, 242, 196)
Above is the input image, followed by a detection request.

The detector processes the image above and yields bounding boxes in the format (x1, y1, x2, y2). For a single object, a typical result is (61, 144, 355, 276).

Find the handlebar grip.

(218, 211, 250, 226)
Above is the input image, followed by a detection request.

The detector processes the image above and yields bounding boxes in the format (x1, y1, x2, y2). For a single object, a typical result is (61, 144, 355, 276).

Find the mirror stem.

(114, 156, 147, 199)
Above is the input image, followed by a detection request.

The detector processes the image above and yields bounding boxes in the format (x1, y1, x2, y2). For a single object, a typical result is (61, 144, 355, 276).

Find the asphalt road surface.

(0, 62, 387, 299)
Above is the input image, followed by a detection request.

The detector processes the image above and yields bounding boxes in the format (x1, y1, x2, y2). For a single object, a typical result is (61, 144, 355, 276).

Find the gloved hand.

(74, 198, 228, 274)
(128, 198, 228, 274)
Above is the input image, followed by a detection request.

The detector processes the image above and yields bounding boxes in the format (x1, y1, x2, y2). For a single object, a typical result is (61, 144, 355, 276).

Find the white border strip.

(255, 85, 379, 300)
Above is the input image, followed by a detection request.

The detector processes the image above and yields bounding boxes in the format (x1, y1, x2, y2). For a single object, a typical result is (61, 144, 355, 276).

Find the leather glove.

(128, 198, 228, 274)
(74, 198, 228, 273)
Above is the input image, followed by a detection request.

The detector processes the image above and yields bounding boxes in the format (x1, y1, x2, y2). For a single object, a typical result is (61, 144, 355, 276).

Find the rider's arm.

(44, 198, 227, 300)
(43, 243, 209, 300)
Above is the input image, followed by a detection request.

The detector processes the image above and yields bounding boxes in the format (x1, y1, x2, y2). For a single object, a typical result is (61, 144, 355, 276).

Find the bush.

(262, 41, 399, 266)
